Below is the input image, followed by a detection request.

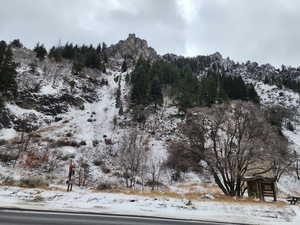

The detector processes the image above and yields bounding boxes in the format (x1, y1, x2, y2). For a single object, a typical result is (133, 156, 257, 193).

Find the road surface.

(0, 209, 245, 225)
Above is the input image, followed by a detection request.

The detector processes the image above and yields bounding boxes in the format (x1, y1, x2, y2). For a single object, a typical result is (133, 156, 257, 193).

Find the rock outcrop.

(106, 34, 160, 64)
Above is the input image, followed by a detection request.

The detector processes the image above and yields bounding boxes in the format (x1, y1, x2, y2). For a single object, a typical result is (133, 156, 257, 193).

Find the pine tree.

(119, 103, 124, 116)
(176, 68, 200, 110)
(121, 60, 128, 73)
(101, 42, 108, 63)
(49, 47, 63, 62)
(10, 39, 23, 48)
(0, 41, 17, 100)
(33, 43, 47, 61)
(85, 50, 100, 69)
(62, 43, 75, 59)
(247, 84, 260, 103)
(116, 78, 122, 108)
(96, 43, 102, 54)
(131, 57, 151, 105)
(72, 61, 84, 75)
(150, 78, 163, 109)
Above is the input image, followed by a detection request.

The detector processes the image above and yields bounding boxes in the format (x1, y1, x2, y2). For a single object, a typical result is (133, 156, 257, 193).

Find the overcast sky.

(0, 0, 299, 66)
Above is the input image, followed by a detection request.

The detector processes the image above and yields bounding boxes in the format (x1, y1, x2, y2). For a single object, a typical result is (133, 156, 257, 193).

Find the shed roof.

(242, 176, 276, 182)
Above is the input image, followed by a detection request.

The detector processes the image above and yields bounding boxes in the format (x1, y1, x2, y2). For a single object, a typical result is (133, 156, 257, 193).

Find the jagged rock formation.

(106, 34, 160, 64)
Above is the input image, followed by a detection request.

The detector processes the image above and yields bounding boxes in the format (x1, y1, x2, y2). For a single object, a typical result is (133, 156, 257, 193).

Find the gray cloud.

(187, 0, 300, 66)
(0, 0, 186, 55)
(1, 0, 300, 66)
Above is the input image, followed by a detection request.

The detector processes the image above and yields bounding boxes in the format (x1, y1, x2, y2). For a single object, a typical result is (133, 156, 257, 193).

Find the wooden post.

(272, 183, 277, 202)
(297, 158, 300, 180)
(256, 181, 260, 199)
(261, 182, 265, 201)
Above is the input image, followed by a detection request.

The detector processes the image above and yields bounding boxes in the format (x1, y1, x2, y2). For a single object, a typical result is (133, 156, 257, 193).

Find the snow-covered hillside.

(2, 35, 300, 224)
(1, 38, 300, 191)
(0, 41, 181, 189)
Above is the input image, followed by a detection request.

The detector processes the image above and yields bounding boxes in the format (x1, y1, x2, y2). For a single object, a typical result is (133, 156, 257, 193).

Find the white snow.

(39, 83, 60, 95)
(0, 128, 17, 140)
(3, 47, 300, 225)
(0, 185, 298, 225)
(244, 78, 300, 108)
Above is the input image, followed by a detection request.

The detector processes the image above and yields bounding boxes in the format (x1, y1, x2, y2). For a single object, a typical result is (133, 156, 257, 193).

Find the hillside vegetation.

(0, 35, 299, 201)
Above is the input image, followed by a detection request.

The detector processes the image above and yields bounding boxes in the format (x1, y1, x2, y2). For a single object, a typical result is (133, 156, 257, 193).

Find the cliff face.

(106, 34, 160, 63)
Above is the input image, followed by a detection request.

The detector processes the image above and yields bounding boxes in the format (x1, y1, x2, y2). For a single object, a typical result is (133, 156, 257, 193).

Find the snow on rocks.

(244, 77, 300, 108)
(0, 128, 17, 141)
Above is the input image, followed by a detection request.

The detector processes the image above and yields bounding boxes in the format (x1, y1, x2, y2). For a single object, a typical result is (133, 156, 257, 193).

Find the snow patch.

(0, 128, 17, 140)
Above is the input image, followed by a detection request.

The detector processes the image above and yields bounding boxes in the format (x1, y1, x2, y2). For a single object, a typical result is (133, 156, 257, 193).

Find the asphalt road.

(0, 209, 244, 225)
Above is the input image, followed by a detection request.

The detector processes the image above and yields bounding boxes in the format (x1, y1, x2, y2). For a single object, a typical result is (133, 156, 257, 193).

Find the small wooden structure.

(242, 176, 277, 202)
(287, 196, 300, 205)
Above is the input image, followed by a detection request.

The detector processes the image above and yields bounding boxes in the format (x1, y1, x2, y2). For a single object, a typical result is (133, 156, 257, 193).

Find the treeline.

(244, 62, 300, 94)
(130, 58, 260, 112)
(0, 38, 111, 109)
(48, 42, 108, 73)
(10, 39, 108, 73)
(163, 53, 219, 74)
(263, 68, 300, 93)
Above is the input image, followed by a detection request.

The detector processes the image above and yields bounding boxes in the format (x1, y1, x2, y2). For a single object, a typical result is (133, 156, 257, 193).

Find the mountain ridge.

(0, 34, 299, 200)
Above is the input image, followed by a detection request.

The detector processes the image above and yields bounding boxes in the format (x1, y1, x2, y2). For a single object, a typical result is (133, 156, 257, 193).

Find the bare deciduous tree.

(117, 129, 148, 188)
(148, 158, 163, 191)
(173, 101, 295, 197)
(165, 141, 196, 182)
(13, 132, 32, 168)
(45, 147, 60, 172)
(78, 158, 90, 187)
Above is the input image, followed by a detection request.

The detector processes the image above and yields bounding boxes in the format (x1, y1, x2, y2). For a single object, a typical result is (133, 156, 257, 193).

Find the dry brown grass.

(94, 188, 288, 207)
(95, 188, 184, 199)
(0, 182, 289, 208)
(208, 194, 288, 207)
(35, 124, 66, 134)
(177, 183, 199, 189)
(0, 183, 69, 193)
(41, 186, 67, 192)
(177, 183, 221, 195)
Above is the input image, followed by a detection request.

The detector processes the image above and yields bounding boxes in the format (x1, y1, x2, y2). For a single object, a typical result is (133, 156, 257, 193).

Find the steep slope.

(1, 34, 300, 197)
(0, 35, 176, 188)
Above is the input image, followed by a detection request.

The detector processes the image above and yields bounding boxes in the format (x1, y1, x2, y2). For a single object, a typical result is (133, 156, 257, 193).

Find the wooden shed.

(242, 176, 277, 202)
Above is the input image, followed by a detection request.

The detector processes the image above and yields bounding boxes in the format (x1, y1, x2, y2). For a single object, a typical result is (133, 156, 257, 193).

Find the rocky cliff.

(106, 34, 160, 65)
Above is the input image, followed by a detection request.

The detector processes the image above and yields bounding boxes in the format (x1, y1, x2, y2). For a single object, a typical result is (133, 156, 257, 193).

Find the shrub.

(52, 139, 80, 148)
(93, 159, 103, 166)
(0, 139, 7, 146)
(286, 121, 295, 132)
(101, 165, 111, 174)
(0, 153, 17, 163)
(1, 176, 17, 186)
(61, 154, 75, 161)
(80, 141, 87, 146)
(96, 182, 113, 190)
(20, 176, 49, 188)
(32, 195, 44, 202)
(96, 180, 118, 190)
(72, 62, 84, 75)
(92, 140, 99, 147)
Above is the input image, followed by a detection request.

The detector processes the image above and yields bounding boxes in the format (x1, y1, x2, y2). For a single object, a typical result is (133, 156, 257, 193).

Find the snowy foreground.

(0, 185, 299, 225)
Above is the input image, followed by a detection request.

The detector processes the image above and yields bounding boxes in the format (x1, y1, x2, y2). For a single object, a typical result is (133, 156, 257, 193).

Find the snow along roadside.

(0, 185, 299, 225)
